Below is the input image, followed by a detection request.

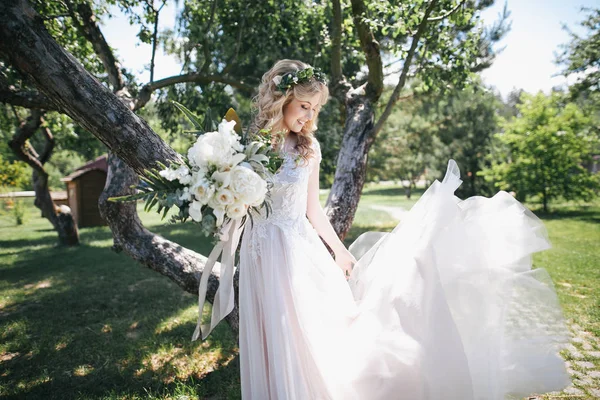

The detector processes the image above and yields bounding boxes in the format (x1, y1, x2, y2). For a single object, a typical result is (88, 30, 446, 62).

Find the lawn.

(0, 185, 598, 399)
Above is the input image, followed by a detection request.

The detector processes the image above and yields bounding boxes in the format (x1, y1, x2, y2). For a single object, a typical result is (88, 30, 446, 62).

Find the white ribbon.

(192, 218, 244, 341)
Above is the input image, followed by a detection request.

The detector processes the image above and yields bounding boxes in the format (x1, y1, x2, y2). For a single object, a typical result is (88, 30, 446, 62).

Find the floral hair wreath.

(272, 67, 327, 92)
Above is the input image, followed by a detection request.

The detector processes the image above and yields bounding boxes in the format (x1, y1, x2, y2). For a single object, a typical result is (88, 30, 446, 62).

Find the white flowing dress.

(237, 138, 571, 400)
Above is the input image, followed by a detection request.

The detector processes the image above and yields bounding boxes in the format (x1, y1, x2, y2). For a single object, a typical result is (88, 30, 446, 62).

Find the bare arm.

(306, 148, 356, 278)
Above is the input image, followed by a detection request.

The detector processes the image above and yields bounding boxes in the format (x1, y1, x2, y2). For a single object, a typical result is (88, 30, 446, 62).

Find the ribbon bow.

(192, 218, 244, 341)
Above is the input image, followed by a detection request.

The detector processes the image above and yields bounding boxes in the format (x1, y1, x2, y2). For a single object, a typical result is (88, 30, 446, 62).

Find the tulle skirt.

(238, 160, 570, 400)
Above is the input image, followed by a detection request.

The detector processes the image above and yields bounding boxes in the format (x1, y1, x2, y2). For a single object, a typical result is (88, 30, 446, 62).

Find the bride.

(224, 59, 570, 399)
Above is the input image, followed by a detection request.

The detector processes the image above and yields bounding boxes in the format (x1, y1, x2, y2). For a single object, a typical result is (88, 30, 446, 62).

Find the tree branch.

(349, 0, 384, 100)
(66, 0, 126, 91)
(329, 0, 352, 102)
(0, 74, 57, 110)
(373, 0, 438, 136)
(134, 72, 254, 110)
(38, 124, 55, 165)
(8, 109, 45, 173)
(427, 0, 466, 22)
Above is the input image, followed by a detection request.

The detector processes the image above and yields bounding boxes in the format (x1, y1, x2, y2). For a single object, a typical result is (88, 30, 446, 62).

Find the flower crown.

(272, 67, 327, 91)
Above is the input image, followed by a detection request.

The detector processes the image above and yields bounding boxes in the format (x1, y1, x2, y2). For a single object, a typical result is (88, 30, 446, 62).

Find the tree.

(481, 92, 599, 212)
(556, 7, 600, 104)
(367, 91, 442, 198)
(368, 82, 502, 198)
(427, 83, 501, 197)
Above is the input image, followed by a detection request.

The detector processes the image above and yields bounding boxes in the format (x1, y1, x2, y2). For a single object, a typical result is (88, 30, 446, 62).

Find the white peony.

(188, 131, 232, 168)
(226, 201, 249, 219)
(187, 120, 244, 169)
(188, 200, 203, 222)
(229, 165, 268, 206)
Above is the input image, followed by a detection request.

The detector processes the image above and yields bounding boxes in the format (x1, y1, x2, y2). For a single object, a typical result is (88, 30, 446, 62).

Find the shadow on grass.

(536, 207, 600, 225)
(363, 186, 426, 198)
(0, 224, 239, 400)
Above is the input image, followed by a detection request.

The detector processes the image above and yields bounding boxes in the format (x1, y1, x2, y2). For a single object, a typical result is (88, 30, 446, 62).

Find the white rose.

(188, 200, 203, 222)
(214, 188, 235, 207)
(192, 180, 215, 205)
(226, 201, 248, 219)
(229, 165, 268, 205)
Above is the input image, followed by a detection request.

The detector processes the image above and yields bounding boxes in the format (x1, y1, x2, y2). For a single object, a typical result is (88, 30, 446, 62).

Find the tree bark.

(324, 89, 376, 240)
(9, 109, 79, 246)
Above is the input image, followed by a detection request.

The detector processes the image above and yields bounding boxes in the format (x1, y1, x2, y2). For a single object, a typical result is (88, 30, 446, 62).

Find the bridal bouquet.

(109, 102, 284, 239)
(110, 103, 286, 342)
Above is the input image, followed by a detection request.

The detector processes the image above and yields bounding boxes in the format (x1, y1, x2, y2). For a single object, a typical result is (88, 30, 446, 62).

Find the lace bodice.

(243, 137, 321, 261)
(253, 137, 321, 225)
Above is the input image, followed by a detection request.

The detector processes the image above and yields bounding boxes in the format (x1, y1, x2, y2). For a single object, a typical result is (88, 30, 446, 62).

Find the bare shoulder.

(310, 136, 322, 162)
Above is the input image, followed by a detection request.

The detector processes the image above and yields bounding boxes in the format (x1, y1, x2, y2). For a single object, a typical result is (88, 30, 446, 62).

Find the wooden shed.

(61, 155, 108, 228)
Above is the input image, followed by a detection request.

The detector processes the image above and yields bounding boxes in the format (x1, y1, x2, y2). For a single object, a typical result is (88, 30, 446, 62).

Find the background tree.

(481, 92, 599, 212)
(556, 7, 600, 106)
(368, 81, 501, 198)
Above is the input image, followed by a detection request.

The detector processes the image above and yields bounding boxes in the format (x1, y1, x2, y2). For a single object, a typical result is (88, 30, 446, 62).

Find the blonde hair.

(251, 59, 329, 163)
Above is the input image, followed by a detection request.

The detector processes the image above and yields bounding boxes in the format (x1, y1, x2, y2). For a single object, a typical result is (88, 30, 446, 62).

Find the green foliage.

(481, 92, 600, 211)
(556, 7, 600, 103)
(0, 155, 30, 189)
(368, 91, 442, 189)
(369, 81, 501, 197)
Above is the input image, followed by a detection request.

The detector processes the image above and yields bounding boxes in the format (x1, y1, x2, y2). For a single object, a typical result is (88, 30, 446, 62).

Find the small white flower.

(226, 201, 248, 219)
(293, 76, 298, 82)
(215, 188, 235, 207)
(213, 207, 226, 227)
(188, 200, 203, 222)
(192, 181, 215, 205)
(179, 187, 192, 202)
(159, 168, 178, 181)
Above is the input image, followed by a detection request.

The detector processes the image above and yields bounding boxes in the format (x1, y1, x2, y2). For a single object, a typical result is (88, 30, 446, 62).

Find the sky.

(99, 0, 597, 99)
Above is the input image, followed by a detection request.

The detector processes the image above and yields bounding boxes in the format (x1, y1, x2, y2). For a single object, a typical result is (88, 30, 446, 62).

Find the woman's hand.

(335, 248, 357, 280)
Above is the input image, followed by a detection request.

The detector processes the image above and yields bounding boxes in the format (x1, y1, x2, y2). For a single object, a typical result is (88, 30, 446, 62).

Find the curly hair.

(250, 59, 329, 164)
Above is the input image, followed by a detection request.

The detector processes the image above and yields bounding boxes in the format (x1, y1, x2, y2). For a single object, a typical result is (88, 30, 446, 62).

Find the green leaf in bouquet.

(170, 100, 204, 131)
(108, 191, 150, 203)
(203, 107, 219, 133)
(224, 108, 243, 135)
(145, 194, 159, 212)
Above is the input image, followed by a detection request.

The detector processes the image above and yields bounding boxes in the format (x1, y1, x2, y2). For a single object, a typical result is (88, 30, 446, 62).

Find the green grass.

(1, 187, 599, 399)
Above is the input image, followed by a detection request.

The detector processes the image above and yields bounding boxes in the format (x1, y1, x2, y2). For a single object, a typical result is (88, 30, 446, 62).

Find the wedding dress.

(232, 138, 570, 399)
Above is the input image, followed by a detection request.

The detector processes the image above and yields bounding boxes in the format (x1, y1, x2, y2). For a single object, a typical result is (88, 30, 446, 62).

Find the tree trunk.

(97, 153, 240, 338)
(324, 92, 376, 240)
(32, 168, 79, 246)
(9, 109, 79, 246)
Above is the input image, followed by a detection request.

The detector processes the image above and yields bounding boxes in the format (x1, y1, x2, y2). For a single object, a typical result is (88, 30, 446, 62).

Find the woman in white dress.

(235, 59, 571, 399)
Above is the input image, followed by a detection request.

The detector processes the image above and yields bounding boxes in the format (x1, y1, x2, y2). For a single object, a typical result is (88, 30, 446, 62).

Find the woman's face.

(282, 92, 322, 133)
